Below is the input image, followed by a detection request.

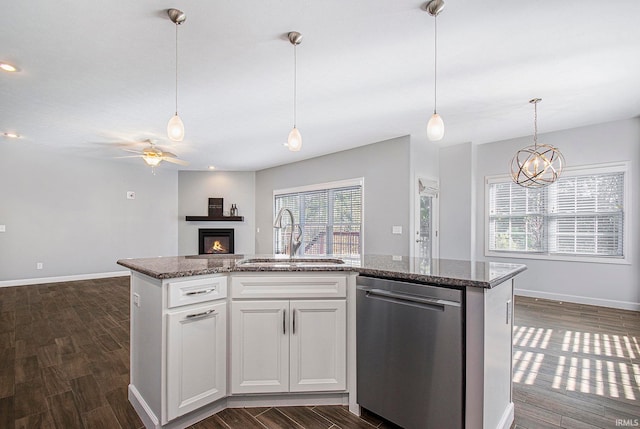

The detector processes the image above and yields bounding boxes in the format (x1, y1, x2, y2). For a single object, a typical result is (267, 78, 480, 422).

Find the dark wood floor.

(1, 277, 638, 428)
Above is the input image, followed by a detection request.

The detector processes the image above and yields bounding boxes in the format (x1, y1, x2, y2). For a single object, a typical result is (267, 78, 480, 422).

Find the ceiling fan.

(117, 139, 189, 171)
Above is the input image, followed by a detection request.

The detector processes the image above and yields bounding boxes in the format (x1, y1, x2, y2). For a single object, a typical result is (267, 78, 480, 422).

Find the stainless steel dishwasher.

(356, 276, 464, 429)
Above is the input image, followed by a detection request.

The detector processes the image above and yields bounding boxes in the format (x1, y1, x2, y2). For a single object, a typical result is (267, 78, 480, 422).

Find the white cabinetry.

(166, 300, 226, 421)
(230, 274, 347, 395)
(129, 273, 227, 426)
(289, 299, 346, 392)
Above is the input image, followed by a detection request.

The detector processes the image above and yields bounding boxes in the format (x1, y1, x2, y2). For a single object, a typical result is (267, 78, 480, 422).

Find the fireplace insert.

(198, 229, 234, 254)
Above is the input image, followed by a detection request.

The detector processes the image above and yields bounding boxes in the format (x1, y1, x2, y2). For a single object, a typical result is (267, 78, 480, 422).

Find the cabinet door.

(290, 300, 346, 392)
(166, 301, 226, 421)
(231, 301, 289, 394)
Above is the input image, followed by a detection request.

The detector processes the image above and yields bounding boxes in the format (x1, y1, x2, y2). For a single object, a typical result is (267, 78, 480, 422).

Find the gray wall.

(0, 143, 178, 283)
(255, 136, 412, 256)
(467, 118, 640, 309)
(178, 171, 256, 255)
(439, 142, 476, 260)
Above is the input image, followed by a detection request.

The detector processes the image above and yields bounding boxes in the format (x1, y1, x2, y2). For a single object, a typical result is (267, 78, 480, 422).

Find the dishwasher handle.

(359, 287, 461, 310)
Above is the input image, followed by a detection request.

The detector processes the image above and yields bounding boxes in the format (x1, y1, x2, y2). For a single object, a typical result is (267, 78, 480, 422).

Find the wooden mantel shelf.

(185, 216, 244, 222)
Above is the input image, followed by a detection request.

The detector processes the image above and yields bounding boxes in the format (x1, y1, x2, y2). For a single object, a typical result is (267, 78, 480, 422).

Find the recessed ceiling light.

(0, 62, 19, 72)
(208, 166, 216, 170)
(3, 132, 20, 138)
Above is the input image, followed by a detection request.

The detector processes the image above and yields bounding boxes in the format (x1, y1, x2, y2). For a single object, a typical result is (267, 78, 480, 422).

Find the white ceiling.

(2, 0, 640, 171)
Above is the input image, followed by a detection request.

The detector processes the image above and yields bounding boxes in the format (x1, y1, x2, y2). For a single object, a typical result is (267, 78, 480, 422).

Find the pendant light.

(287, 31, 303, 152)
(425, 0, 445, 141)
(167, 8, 186, 142)
(510, 98, 565, 188)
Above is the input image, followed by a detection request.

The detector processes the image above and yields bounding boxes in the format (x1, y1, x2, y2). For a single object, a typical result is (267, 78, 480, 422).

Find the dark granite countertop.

(117, 254, 526, 289)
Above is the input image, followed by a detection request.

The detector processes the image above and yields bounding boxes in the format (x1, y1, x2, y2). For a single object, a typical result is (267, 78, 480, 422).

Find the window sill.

(485, 251, 631, 265)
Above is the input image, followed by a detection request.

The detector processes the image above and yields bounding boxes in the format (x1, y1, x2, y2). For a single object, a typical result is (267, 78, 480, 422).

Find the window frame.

(485, 161, 631, 265)
(273, 177, 365, 256)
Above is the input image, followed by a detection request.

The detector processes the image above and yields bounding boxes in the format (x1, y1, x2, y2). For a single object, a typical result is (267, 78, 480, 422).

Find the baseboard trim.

(129, 384, 160, 429)
(515, 288, 640, 311)
(496, 401, 514, 429)
(0, 270, 130, 288)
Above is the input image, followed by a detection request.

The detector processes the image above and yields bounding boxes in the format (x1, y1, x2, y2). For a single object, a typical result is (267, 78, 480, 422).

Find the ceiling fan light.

(287, 127, 302, 152)
(143, 155, 162, 167)
(0, 62, 18, 72)
(167, 114, 185, 142)
(427, 113, 444, 141)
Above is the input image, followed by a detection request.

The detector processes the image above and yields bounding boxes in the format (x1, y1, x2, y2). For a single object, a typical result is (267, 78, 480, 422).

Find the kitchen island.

(118, 254, 525, 429)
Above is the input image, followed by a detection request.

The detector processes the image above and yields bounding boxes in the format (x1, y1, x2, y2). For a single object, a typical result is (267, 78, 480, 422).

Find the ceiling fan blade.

(114, 155, 144, 159)
(162, 157, 189, 166)
(161, 151, 177, 158)
(122, 148, 144, 154)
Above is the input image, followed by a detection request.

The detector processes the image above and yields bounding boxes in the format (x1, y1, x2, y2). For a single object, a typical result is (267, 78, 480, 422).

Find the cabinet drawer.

(167, 276, 227, 308)
(231, 275, 346, 299)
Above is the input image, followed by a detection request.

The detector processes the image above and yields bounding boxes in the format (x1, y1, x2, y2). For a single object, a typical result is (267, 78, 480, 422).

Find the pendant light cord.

(533, 100, 538, 149)
(293, 43, 297, 128)
(433, 15, 438, 115)
(175, 23, 179, 116)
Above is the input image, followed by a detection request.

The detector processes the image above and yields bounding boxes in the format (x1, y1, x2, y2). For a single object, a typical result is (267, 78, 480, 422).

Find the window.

(486, 162, 628, 262)
(274, 179, 363, 257)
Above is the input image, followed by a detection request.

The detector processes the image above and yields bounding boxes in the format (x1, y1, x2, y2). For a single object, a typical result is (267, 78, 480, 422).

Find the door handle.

(283, 309, 286, 334)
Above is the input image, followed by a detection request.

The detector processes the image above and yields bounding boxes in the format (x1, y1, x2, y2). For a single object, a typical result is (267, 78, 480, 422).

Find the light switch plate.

(0, 225, 5, 232)
(392, 226, 402, 234)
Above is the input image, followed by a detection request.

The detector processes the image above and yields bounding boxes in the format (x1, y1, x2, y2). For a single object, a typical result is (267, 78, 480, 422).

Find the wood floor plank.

(0, 396, 14, 429)
(14, 378, 48, 420)
(216, 408, 268, 429)
(82, 405, 123, 429)
(190, 414, 232, 429)
(105, 387, 145, 429)
(14, 411, 55, 429)
(255, 408, 303, 429)
(277, 406, 334, 429)
(70, 374, 106, 412)
(40, 365, 71, 397)
(15, 355, 40, 384)
(47, 390, 84, 429)
(312, 406, 377, 429)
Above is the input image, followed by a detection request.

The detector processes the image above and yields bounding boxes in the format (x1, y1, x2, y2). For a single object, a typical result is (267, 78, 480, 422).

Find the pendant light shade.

(167, 114, 184, 141)
(288, 127, 302, 152)
(167, 8, 186, 142)
(425, 0, 445, 142)
(510, 98, 565, 188)
(287, 31, 303, 152)
(427, 113, 444, 141)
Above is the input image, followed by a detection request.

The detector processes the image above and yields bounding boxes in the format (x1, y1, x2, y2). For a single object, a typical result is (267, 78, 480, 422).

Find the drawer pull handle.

(185, 288, 215, 296)
(185, 309, 216, 320)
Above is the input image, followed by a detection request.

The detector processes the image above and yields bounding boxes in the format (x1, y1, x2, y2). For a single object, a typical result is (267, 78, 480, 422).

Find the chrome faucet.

(273, 208, 303, 257)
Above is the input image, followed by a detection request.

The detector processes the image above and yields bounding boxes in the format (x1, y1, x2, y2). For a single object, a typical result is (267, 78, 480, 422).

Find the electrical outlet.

(133, 293, 141, 307)
(36, 262, 43, 270)
(127, 191, 136, 200)
(392, 255, 402, 261)
(392, 226, 402, 234)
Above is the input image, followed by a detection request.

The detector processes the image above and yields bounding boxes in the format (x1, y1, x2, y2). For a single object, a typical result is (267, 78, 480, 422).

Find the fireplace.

(199, 229, 235, 255)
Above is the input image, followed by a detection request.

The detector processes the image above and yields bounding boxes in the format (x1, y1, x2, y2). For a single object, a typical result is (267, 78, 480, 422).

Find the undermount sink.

(236, 258, 345, 268)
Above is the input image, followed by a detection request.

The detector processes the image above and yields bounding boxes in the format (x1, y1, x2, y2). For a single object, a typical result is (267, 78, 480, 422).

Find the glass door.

(414, 178, 439, 260)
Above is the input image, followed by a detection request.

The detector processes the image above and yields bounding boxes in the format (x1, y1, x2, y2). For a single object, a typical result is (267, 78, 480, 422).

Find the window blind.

(488, 170, 624, 258)
(274, 184, 362, 256)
